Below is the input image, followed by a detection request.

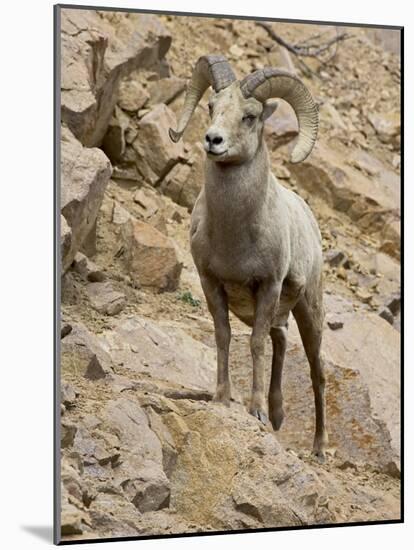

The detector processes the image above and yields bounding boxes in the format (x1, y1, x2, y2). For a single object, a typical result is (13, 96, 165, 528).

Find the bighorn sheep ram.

(169, 55, 327, 459)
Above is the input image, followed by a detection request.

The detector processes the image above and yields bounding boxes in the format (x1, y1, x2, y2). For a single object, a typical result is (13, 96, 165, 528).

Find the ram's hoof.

(250, 409, 268, 425)
(311, 449, 326, 464)
(269, 407, 285, 431)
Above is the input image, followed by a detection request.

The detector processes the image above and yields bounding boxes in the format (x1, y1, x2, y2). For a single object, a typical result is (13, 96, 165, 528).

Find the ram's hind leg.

(268, 326, 288, 431)
(292, 292, 328, 460)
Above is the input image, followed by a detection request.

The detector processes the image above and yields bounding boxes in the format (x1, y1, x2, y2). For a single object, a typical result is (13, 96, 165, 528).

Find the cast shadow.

(21, 525, 53, 543)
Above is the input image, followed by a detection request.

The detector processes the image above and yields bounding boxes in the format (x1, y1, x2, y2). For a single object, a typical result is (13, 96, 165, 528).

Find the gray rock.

(72, 252, 106, 282)
(61, 382, 77, 408)
(61, 322, 113, 380)
(85, 282, 126, 316)
(324, 249, 346, 267)
(103, 398, 170, 512)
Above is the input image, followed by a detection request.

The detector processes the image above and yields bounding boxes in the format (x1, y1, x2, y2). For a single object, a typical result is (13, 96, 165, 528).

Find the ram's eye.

(242, 114, 256, 123)
(208, 104, 213, 117)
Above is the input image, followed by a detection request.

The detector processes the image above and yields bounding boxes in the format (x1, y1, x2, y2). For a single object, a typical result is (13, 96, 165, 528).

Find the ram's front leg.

(200, 273, 232, 405)
(250, 280, 282, 424)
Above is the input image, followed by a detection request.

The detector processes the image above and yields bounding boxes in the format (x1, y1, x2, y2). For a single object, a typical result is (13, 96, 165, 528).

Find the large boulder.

(60, 127, 112, 271)
(103, 398, 170, 513)
(288, 141, 400, 241)
(132, 104, 185, 185)
(60, 8, 171, 147)
(322, 297, 401, 471)
(99, 316, 216, 392)
(121, 219, 182, 291)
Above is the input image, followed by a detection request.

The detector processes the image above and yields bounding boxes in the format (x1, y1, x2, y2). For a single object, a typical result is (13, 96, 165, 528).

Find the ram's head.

(169, 55, 318, 164)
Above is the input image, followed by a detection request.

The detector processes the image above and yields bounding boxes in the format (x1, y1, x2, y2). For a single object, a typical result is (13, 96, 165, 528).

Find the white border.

(1, 0, 410, 548)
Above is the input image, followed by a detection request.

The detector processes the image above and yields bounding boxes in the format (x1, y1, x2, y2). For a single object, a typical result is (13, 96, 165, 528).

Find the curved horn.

(169, 55, 236, 143)
(240, 68, 318, 163)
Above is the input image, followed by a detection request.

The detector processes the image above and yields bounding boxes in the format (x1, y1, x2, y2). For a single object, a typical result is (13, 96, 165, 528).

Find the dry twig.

(256, 22, 352, 76)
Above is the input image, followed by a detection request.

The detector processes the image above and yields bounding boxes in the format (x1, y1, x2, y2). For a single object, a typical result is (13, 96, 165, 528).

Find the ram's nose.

(204, 129, 226, 154)
(205, 131, 224, 147)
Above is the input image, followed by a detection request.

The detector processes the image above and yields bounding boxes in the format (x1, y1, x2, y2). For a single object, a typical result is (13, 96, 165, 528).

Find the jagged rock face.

(59, 8, 401, 543)
(60, 9, 171, 147)
(60, 127, 112, 272)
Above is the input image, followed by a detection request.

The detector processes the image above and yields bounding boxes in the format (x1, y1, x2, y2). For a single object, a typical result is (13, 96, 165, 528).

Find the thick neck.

(204, 139, 270, 230)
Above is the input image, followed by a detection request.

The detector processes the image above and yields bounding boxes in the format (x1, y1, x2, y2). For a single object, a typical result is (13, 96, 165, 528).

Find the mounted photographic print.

(54, 3, 403, 544)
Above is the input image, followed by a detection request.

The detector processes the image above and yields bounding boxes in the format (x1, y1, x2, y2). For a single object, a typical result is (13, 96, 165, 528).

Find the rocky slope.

(59, 8, 401, 541)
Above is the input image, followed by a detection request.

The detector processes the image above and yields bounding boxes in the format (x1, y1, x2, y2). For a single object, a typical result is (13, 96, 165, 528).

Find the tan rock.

(264, 101, 298, 145)
(60, 8, 171, 146)
(266, 45, 297, 74)
(121, 219, 182, 291)
(61, 382, 77, 408)
(288, 141, 400, 236)
(133, 104, 184, 184)
(380, 219, 401, 260)
(160, 163, 191, 205)
(112, 201, 133, 225)
(61, 322, 113, 380)
(323, 309, 401, 470)
(61, 215, 72, 268)
(368, 112, 400, 146)
(60, 127, 112, 272)
(118, 80, 150, 112)
(61, 493, 89, 535)
(320, 101, 348, 131)
(160, 143, 205, 211)
(147, 76, 186, 106)
(133, 188, 160, 219)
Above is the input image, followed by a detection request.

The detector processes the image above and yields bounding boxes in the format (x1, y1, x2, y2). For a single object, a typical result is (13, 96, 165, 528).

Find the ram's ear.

(261, 100, 279, 121)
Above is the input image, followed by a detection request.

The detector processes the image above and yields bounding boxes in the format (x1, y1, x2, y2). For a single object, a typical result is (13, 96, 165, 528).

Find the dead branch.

(256, 22, 352, 76)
